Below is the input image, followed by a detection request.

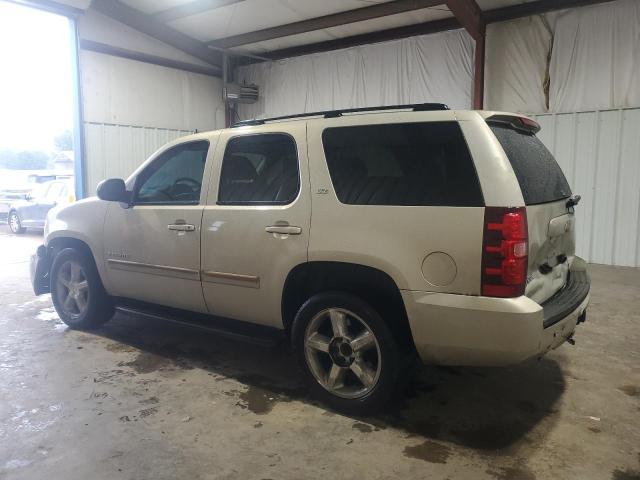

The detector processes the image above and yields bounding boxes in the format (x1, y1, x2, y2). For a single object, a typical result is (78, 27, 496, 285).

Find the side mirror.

(97, 178, 128, 202)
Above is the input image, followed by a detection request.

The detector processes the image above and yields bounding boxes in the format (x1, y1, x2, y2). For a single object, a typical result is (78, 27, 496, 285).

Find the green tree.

(0, 149, 49, 170)
(54, 129, 73, 151)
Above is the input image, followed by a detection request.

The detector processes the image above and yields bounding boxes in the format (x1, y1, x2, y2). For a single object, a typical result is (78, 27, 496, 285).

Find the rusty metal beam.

(446, 0, 485, 108)
(484, 0, 616, 23)
(208, 0, 443, 49)
(445, 0, 484, 40)
(247, 17, 460, 62)
(248, 0, 613, 63)
(151, 0, 244, 23)
(80, 39, 222, 76)
(473, 33, 485, 109)
(91, 0, 222, 67)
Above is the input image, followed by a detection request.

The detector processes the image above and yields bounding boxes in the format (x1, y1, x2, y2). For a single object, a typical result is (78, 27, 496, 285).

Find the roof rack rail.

(231, 103, 449, 127)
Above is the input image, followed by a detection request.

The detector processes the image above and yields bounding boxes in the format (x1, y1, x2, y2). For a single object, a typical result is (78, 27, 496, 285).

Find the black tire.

(50, 248, 114, 329)
(8, 211, 26, 234)
(291, 292, 401, 415)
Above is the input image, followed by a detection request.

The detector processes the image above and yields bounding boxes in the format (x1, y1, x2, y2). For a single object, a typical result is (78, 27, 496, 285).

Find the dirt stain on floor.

(403, 440, 451, 464)
(138, 407, 158, 418)
(237, 386, 278, 415)
(612, 469, 640, 480)
(352, 422, 374, 433)
(232, 373, 306, 415)
(106, 342, 138, 353)
(118, 352, 172, 374)
(450, 422, 526, 451)
(487, 465, 537, 480)
(618, 385, 639, 397)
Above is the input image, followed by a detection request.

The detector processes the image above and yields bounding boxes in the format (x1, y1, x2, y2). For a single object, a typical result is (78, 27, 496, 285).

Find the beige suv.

(31, 104, 589, 413)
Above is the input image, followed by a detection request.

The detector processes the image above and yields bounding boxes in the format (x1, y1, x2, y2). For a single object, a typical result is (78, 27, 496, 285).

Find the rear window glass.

(490, 124, 571, 205)
(322, 122, 483, 206)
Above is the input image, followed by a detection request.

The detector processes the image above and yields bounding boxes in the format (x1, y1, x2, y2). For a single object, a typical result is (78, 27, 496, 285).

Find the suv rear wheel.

(50, 248, 114, 329)
(291, 292, 401, 414)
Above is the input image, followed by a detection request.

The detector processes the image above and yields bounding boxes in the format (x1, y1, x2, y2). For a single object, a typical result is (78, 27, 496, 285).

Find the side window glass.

(218, 134, 299, 205)
(135, 141, 209, 205)
(322, 122, 484, 207)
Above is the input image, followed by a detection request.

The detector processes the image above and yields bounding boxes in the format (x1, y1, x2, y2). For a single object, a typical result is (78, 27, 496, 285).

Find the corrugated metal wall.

(84, 122, 193, 194)
(532, 108, 640, 267)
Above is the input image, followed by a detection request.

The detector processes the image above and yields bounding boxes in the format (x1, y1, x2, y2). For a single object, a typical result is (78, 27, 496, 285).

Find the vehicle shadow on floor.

(91, 311, 566, 453)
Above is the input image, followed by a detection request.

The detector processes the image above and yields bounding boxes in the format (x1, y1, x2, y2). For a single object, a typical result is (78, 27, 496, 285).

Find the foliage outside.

(0, 130, 73, 170)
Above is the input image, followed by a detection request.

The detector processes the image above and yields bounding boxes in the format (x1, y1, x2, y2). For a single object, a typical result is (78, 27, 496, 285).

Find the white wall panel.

(84, 122, 192, 194)
(80, 51, 224, 131)
(531, 108, 640, 267)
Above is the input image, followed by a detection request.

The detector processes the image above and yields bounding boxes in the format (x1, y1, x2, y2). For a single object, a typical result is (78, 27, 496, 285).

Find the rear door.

(201, 124, 310, 328)
(488, 119, 575, 304)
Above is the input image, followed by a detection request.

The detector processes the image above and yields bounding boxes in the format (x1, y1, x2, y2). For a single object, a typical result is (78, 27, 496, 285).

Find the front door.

(103, 140, 212, 313)
(201, 124, 310, 328)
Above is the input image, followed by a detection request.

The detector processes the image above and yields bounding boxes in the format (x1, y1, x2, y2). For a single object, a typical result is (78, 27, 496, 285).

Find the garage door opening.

(0, 1, 83, 230)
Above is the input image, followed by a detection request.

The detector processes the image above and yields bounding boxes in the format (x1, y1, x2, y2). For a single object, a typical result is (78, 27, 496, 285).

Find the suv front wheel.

(291, 292, 401, 415)
(50, 248, 114, 329)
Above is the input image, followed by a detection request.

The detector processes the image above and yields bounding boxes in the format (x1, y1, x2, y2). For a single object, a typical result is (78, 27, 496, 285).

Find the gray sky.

(0, 1, 74, 152)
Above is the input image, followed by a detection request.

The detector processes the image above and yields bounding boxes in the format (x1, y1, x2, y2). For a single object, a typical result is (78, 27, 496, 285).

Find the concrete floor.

(1, 226, 639, 480)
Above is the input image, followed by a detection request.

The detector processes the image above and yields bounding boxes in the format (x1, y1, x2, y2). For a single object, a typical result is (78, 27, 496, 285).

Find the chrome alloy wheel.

(304, 308, 382, 399)
(9, 212, 20, 232)
(55, 260, 89, 318)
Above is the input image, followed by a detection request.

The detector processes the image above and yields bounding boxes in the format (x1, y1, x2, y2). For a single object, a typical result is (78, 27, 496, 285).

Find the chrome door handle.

(168, 223, 196, 232)
(265, 225, 302, 235)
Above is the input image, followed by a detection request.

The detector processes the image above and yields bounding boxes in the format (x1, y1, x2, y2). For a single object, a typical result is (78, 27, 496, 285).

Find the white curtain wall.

(486, 0, 640, 114)
(238, 0, 639, 119)
(549, 0, 640, 112)
(235, 29, 475, 120)
(484, 15, 553, 113)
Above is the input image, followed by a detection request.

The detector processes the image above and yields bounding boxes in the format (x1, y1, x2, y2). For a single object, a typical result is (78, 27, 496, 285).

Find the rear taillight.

(481, 207, 528, 297)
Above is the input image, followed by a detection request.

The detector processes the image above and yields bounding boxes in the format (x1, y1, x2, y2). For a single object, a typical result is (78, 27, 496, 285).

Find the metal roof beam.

(91, 0, 222, 67)
(249, 17, 460, 61)
(484, 0, 617, 23)
(249, 0, 615, 62)
(208, 0, 444, 49)
(445, 0, 484, 40)
(80, 39, 222, 76)
(151, 0, 245, 23)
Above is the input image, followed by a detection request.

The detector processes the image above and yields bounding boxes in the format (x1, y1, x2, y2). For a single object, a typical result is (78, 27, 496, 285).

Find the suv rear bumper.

(402, 264, 590, 366)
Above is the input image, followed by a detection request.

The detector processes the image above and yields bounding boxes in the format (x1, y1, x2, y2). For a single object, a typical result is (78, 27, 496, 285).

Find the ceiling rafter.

(208, 0, 444, 49)
(151, 0, 245, 24)
(252, 17, 459, 61)
(247, 0, 615, 62)
(445, 0, 485, 108)
(445, 0, 484, 39)
(483, 0, 616, 22)
(91, 0, 222, 67)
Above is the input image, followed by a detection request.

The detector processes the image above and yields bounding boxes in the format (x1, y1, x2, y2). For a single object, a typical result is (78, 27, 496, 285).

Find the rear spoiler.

(486, 114, 541, 134)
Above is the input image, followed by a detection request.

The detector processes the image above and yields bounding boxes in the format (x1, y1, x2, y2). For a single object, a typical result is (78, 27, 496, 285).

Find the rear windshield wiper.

(566, 194, 581, 209)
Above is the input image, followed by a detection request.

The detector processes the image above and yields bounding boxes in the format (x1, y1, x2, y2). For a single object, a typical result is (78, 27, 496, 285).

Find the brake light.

(481, 207, 528, 297)
(518, 116, 540, 131)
